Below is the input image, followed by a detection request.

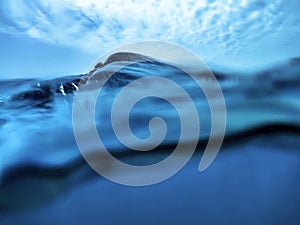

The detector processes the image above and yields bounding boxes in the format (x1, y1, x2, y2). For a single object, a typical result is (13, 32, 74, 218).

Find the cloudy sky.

(0, 0, 299, 78)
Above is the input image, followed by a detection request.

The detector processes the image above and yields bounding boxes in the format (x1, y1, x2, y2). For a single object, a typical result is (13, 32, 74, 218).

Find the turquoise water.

(0, 53, 300, 224)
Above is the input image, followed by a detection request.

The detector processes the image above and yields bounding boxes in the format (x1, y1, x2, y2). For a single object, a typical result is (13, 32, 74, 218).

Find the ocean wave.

(0, 52, 299, 213)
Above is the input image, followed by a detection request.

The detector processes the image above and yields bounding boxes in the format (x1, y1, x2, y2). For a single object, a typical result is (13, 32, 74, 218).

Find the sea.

(0, 52, 300, 225)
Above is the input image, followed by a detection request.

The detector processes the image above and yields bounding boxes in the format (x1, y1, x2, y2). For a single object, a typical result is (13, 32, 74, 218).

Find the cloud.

(0, 0, 299, 67)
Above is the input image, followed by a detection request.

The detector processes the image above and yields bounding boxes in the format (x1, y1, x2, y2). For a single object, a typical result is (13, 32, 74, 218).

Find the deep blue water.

(0, 53, 300, 224)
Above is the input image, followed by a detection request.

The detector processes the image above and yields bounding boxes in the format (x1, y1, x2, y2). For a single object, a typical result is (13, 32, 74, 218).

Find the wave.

(0, 52, 300, 213)
(1, 121, 300, 213)
(2, 121, 300, 182)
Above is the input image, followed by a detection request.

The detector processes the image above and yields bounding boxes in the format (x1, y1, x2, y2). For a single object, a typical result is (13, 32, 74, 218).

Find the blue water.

(0, 53, 300, 224)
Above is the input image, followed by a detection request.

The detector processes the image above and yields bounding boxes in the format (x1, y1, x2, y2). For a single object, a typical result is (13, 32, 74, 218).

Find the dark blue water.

(0, 53, 300, 224)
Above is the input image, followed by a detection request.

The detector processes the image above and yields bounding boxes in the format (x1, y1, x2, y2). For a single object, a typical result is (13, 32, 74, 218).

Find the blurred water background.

(0, 0, 300, 224)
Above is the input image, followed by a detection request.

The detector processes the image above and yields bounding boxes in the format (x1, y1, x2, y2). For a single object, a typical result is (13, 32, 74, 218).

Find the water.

(0, 52, 299, 224)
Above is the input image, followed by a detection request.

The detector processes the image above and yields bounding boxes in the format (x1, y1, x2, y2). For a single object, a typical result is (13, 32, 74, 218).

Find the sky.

(0, 0, 299, 78)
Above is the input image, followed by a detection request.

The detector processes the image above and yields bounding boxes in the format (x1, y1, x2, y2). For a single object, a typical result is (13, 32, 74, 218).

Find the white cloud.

(0, 0, 299, 67)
